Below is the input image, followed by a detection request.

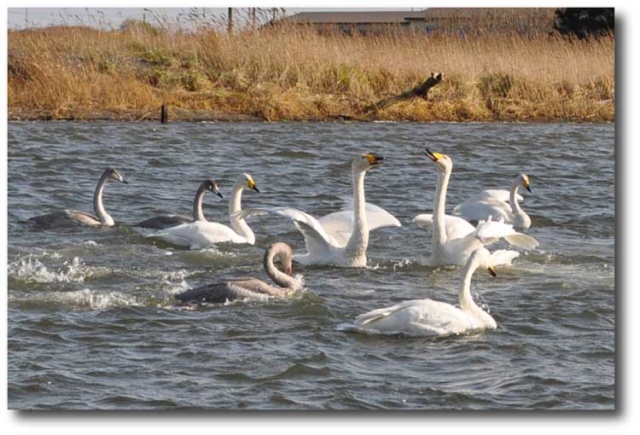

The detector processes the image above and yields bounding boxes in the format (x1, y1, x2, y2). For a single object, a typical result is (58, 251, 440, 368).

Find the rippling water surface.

(7, 121, 615, 410)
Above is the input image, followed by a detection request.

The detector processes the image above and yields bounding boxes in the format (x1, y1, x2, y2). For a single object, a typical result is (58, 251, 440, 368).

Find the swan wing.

(412, 213, 476, 241)
(452, 200, 512, 223)
(474, 219, 539, 250)
(149, 221, 247, 249)
(317, 203, 401, 246)
(237, 206, 338, 249)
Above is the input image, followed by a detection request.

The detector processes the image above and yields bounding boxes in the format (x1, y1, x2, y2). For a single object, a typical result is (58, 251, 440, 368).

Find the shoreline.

(7, 108, 614, 123)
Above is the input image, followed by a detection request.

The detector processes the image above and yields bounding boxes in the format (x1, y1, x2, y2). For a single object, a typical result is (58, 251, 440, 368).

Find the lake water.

(7, 121, 615, 411)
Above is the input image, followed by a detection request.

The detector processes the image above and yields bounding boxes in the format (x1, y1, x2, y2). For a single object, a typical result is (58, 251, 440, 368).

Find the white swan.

(412, 149, 538, 267)
(175, 242, 302, 307)
(27, 168, 128, 228)
(135, 179, 223, 230)
(148, 173, 259, 249)
(453, 173, 532, 230)
(339, 247, 498, 337)
(237, 153, 401, 267)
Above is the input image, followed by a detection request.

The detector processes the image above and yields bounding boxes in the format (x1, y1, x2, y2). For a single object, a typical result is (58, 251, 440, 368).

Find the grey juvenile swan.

(175, 242, 302, 306)
(135, 179, 224, 230)
(28, 168, 128, 228)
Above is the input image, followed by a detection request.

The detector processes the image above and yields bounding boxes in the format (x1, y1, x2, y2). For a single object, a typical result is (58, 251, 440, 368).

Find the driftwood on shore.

(363, 72, 444, 114)
(334, 72, 443, 120)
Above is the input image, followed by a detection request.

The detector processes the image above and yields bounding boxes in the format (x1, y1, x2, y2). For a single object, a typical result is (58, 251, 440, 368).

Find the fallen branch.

(362, 71, 444, 115)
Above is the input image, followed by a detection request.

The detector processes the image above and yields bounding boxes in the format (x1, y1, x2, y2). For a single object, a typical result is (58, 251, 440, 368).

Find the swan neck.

(93, 173, 113, 225)
(228, 183, 255, 243)
(345, 167, 368, 256)
(432, 166, 450, 246)
(192, 184, 207, 221)
(458, 259, 494, 326)
(459, 260, 482, 315)
(510, 183, 523, 215)
(264, 247, 299, 290)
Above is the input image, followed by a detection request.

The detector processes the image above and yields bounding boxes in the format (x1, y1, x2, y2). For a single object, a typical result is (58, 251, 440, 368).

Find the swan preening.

(453, 173, 532, 230)
(147, 173, 259, 249)
(27, 168, 128, 228)
(340, 247, 498, 337)
(413, 149, 538, 267)
(135, 179, 224, 229)
(175, 242, 302, 306)
(236, 153, 401, 267)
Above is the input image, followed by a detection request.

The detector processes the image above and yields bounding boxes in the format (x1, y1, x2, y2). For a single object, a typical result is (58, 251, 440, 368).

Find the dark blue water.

(7, 121, 615, 410)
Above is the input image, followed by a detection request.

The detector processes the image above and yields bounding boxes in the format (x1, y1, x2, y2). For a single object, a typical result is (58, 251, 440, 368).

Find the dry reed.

(8, 18, 614, 122)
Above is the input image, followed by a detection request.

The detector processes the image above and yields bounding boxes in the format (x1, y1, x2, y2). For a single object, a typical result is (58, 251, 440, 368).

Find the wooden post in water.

(160, 104, 168, 124)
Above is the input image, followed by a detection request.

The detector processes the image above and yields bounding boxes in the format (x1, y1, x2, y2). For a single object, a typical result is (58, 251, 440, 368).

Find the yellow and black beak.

(524, 181, 532, 193)
(248, 179, 260, 193)
(487, 266, 497, 277)
(364, 153, 383, 166)
(425, 149, 443, 162)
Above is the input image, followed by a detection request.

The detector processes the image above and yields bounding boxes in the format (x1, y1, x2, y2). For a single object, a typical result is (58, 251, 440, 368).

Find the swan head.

(468, 247, 497, 276)
(353, 153, 383, 172)
(204, 179, 224, 199)
(518, 173, 532, 193)
(240, 173, 260, 193)
(425, 149, 452, 173)
(266, 242, 294, 276)
(104, 168, 128, 184)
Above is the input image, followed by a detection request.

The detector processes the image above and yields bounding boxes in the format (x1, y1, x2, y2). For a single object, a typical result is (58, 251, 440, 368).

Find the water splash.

(8, 255, 90, 283)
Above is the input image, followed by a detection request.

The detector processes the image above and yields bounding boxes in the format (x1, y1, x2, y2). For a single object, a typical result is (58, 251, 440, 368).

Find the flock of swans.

(27, 149, 538, 338)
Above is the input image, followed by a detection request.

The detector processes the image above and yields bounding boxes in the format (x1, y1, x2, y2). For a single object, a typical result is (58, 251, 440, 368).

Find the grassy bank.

(8, 22, 614, 122)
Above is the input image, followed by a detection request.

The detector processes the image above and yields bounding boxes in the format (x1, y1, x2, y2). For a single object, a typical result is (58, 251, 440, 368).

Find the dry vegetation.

(7, 10, 614, 122)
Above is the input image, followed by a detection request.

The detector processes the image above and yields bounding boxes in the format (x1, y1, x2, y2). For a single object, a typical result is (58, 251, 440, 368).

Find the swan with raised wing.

(135, 179, 223, 230)
(148, 173, 259, 249)
(175, 242, 302, 306)
(453, 173, 532, 230)
(236, 153, 401, 267)
(339, 247, 498, 337)
(27, 168, 128, 228)
(412, 149, 538, 267)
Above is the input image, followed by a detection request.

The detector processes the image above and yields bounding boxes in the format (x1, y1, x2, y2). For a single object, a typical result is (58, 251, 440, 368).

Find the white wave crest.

(8, 256, 90, 283)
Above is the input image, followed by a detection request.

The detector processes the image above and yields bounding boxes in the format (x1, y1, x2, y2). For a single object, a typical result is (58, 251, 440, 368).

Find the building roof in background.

(283, 10, 427, 24)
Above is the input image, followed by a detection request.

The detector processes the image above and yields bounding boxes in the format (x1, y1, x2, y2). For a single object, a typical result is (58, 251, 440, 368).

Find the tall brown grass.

(7, 19, 614, 122)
